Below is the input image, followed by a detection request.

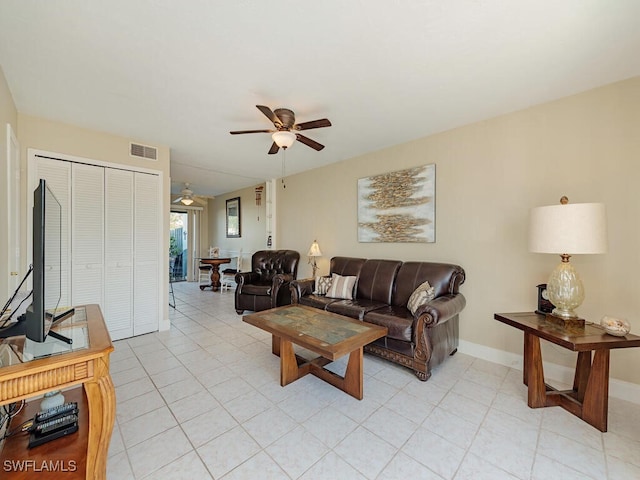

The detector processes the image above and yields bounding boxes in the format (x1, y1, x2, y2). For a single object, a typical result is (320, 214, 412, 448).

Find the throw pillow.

(407, 280, 435, 315)
(313, 276, 332, 295)
(326, 273, 357, 300)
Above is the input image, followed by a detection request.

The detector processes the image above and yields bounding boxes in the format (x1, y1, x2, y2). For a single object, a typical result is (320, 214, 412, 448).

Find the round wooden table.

(198, 258, 231, 291)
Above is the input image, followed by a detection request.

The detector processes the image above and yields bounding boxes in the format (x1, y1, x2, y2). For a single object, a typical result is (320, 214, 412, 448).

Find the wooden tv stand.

(0, 305, 114, 479)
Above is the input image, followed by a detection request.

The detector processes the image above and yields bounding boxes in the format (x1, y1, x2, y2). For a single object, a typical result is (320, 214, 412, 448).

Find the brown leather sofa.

(235, 250, 300, 314)
(290, 257, 466, 381)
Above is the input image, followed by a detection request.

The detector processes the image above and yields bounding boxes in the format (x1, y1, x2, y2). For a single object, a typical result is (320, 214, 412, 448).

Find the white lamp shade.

(529, 202, 607, 254)
(272, 131, 296, 149)
(307, 241, 322, 257)
(181, 197, 194, 206)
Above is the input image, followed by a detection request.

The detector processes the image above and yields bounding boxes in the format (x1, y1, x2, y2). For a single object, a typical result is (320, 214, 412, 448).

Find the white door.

(71, 163, 104, 307)
(31, 152, 162, 338)
(33, 158, 72, 308)
(105, 169, 134, 340)
(133, 172, 160, 335)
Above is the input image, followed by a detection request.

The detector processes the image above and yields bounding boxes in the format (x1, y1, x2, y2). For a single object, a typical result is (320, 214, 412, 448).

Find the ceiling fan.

(172, 183, 212, 206)
(230, 105, 331, 154)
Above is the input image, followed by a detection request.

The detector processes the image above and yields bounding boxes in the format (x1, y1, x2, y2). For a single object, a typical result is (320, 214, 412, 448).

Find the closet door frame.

(27, 148, 166, 336)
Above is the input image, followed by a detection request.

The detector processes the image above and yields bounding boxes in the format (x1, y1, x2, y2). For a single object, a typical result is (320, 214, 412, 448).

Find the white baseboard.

(458, 340, 640, 405)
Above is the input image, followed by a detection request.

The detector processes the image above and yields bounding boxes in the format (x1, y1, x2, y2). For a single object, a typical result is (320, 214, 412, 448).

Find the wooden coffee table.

(495, 312, 640, 431)
(243, 305, 387, 400)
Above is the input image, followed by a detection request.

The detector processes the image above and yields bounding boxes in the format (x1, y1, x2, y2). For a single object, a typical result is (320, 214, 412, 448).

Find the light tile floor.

(107, 282, 640, 479)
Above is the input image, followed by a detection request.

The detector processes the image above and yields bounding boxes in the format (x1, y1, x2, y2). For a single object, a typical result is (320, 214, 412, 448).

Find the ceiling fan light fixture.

(181, 197, 194, 206)
(272, 130, 296, 149)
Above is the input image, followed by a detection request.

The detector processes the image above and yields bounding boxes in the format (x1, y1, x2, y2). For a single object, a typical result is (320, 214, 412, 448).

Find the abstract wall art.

(358, 164, 435, 243)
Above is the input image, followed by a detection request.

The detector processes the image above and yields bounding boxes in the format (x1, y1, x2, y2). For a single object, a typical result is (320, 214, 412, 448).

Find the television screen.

(44, 182, 62, 320)
(25, 179, 62, 342)
(0, 179, 63, 342)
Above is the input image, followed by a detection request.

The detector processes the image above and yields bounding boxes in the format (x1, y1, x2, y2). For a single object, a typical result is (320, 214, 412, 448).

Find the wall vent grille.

(130, 143, 157, 160)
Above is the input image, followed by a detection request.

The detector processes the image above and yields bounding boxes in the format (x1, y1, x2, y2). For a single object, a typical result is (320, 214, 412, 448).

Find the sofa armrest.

(290, 278, 315, 304)
(413, 293, 467, 329)
(235, 271, 259, 290)
(272, 273, 294, 286)
(271, 273, 294, 297)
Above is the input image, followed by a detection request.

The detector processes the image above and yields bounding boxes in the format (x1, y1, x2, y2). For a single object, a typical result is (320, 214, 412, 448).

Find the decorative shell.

(600, 316, 630, 337)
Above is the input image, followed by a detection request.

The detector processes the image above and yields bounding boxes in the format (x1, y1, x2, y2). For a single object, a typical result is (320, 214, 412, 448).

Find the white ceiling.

(1, 1, 639, 197)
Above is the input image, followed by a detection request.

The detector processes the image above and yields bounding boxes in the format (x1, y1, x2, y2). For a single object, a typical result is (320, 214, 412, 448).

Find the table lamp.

(307, 240, 322, 277)
(529, 197, 607, 327)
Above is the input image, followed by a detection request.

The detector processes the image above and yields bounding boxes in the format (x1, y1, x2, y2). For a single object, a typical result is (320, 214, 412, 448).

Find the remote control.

(35, 402, 78, 423)
(28, 423, 78, 448)
(35, 413, 78, 435)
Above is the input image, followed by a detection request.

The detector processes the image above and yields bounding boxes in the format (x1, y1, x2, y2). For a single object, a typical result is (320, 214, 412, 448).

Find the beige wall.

(0, 66, 18, 298)
(278, 77, 640, 386)
(17, 113, 172, 327)
(208, 183, 267, 266)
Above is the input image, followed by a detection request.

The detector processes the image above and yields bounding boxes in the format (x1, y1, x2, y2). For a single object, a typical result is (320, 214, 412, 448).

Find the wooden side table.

(0, 305, 114, 479)
(494, 312, 640, 432)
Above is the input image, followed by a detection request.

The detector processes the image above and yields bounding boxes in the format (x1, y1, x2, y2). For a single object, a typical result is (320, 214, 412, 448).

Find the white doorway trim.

(5, 124, 20, 298)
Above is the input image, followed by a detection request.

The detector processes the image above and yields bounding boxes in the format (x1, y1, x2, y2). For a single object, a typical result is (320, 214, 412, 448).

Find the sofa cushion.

(363, 305, 414, 342)
(326, 299, 388, 320)
(356, 259, 402, 303)
(326, 274, 357, 300)
(299, 294, 338, 310)
(392, 262, 465, 306)
(313, 276, 332, 295)
(330, 257, 367, 277)
(407, 281, 435, 315)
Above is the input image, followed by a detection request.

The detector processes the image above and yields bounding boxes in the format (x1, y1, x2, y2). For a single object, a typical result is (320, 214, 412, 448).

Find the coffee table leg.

(525, 332, 546, 408)
(272, 335, 280, 356)
(280, 338, 300, 386)
(582, 349, 610, 432)
(342, 347, 364, 400)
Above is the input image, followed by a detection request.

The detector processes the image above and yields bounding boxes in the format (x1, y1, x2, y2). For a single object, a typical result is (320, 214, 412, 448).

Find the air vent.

(130, 142, 157, 160)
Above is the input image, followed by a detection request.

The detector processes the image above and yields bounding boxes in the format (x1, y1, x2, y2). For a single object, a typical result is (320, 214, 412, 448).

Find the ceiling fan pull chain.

(281, 150, 286, 189)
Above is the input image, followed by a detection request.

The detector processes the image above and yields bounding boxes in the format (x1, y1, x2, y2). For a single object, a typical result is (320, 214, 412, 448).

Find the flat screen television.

(0, 179, 72, 342)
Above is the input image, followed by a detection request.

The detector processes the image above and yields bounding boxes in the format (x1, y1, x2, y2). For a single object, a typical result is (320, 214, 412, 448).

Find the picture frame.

(357, 164, 436, 243)
(226, 197, 241, 238)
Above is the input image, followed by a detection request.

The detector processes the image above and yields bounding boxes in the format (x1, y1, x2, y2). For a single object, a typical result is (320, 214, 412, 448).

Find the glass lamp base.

(547, 257, 584, 319)
(40, 390, 65, 410)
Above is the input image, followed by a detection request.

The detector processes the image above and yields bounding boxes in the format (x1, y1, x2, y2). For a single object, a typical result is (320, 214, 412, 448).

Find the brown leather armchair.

(235, 250, 300, 314)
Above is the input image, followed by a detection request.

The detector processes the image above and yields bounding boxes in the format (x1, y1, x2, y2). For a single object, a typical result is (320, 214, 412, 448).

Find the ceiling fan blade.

(295, 118, 332, 131)
(296, 134, 324, 151)
(230, 129, 273, 135)
(173, 196, 183, 203)
(268, 142, 280, 155)
(256, 105, 283, 127)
